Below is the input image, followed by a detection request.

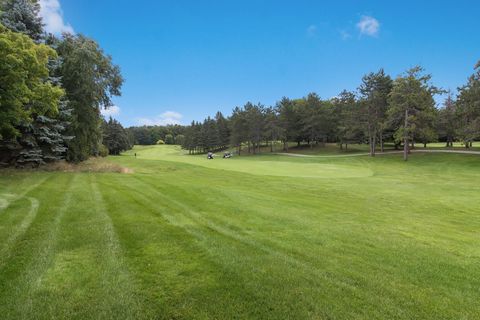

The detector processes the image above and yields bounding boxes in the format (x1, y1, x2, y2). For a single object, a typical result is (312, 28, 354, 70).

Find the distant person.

(134, 153, 137, 158)
(207, 152, 214, 160)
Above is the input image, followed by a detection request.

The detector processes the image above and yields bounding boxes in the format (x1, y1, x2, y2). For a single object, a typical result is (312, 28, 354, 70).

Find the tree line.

(0, 0, 131, 167)
(127, 125, 186, 146)
(181, 65, 480, 161)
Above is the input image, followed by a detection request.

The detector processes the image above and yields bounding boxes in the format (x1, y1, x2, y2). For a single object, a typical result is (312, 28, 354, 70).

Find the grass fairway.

(0, 146, 479, 319)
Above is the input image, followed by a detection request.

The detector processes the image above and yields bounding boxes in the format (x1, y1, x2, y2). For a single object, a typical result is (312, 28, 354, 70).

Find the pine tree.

(388, 66, 441, 161)
(102, 117, 130, 155)
(358, 69, 393, 156)
(456, 61, 480, 148)
(1, 0, 43, 41)
(215, 111, 230, 149)
(437, 93, 457, 147)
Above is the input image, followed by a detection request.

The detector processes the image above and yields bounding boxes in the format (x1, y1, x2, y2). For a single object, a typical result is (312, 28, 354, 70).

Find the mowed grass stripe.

(0, 174, 75, 319)
(130, 173, 478, 319)
(100, 174, 415, 319)
(1, 146, 479, 319)
(88, 174, 144, 319)
(95, 174, 262, 318)
(0, 196, 39, 263)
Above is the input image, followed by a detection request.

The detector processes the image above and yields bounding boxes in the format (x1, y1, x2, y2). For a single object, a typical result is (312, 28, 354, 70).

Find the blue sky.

(40, 0, 480, 127)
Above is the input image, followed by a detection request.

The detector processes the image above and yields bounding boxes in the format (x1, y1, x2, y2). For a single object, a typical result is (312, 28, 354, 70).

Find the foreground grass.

(0, 146, 479, 319)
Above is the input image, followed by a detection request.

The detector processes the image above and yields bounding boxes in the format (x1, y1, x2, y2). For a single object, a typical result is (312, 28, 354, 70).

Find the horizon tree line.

(179, 64, 480, 161)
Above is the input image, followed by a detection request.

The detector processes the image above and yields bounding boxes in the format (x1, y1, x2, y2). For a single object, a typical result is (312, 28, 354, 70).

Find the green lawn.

(0, 146, 479, 319)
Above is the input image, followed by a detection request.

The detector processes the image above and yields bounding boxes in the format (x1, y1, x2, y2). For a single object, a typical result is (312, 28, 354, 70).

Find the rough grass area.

(41, 158, 134, 174)
(0, 145, 479, 319)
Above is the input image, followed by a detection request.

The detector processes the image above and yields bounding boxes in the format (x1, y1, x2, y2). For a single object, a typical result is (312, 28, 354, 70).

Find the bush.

(165, 134, 174, 145)
(99, 144, 109, 157)
(175, 134, 185, 146)
(156, 139, 165, 145)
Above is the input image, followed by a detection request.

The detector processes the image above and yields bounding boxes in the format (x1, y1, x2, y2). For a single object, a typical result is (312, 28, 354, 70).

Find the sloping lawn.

(0, 145, 479, 319)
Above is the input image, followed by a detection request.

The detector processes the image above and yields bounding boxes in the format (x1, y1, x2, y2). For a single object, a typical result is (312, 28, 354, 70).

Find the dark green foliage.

(0, 0, 43, 41)
(277, 97, 303, 148)
(128, 125, 186, 145)
(0, 23, 65, 167)
(215, 111, 230, 148)
(175, 134, 185, 146)
(358, 69, 393, 155)
(333, 90, 364, 148)
(164, 134, 174, 145)
(388, 66, 441, 160)
(437, 94, 457, 146)
(102, 117, 131, 155)
(54, 34, 124, 162)
(15, 101, 72, 167)
(456, 61, 480, 147)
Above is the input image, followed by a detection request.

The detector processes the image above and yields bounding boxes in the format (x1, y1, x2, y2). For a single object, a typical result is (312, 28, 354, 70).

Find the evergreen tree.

(437, 93, 457, 147)
(332, 90, 363, 149)
(215, 111, 230, 149)
(358, 69, 393, 155)
(102, 117, 131, 155)
(277, 97, 302, 151)
(456, 61, 480, 148)
(388, 66, 441, 161)
(230, 107, 248, 155)
(264, 107, 283, 152)
(0, 0, 43, 41)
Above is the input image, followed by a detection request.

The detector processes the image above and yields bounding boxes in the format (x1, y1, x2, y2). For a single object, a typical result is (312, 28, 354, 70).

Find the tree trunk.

(424, 143, 427, 148)
(404, 109, 409, 161)
(380, 133, 384, 153)
(371, 135, 377, 157)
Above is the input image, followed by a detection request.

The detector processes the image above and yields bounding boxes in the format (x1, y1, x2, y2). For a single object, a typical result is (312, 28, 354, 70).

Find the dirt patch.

(41, 158, 134, 174)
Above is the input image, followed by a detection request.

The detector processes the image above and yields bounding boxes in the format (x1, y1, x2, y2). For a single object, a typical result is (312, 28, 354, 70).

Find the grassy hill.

(0, 145, 479, 319)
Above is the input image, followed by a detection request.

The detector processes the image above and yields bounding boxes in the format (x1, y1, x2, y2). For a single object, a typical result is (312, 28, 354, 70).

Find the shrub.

(156, 139, 165, 145)
(165, 134, 174, 145)
(175, 134, 185, 146)
(99, 144, 109, 157)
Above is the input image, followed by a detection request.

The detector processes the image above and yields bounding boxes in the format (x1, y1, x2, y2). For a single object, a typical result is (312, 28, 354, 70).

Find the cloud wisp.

(39, 0, 74, 34)
(356, 15, 380, 37)
(101, 105, 121, 118)
(136, 111, 183, 126)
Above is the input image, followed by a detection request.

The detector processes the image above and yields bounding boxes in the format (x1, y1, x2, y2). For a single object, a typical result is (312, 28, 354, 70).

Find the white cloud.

(101, 105, 121, 117)
(356, 15, 380, 37)
(136, 111, 183, 126)
(306, 25, 317, 37)
(39, 0, 74, 34)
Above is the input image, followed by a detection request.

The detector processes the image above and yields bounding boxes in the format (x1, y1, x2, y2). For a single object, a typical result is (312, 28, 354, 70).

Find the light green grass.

(421, 142, 479, 151)
(0, 145, 479, 319)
